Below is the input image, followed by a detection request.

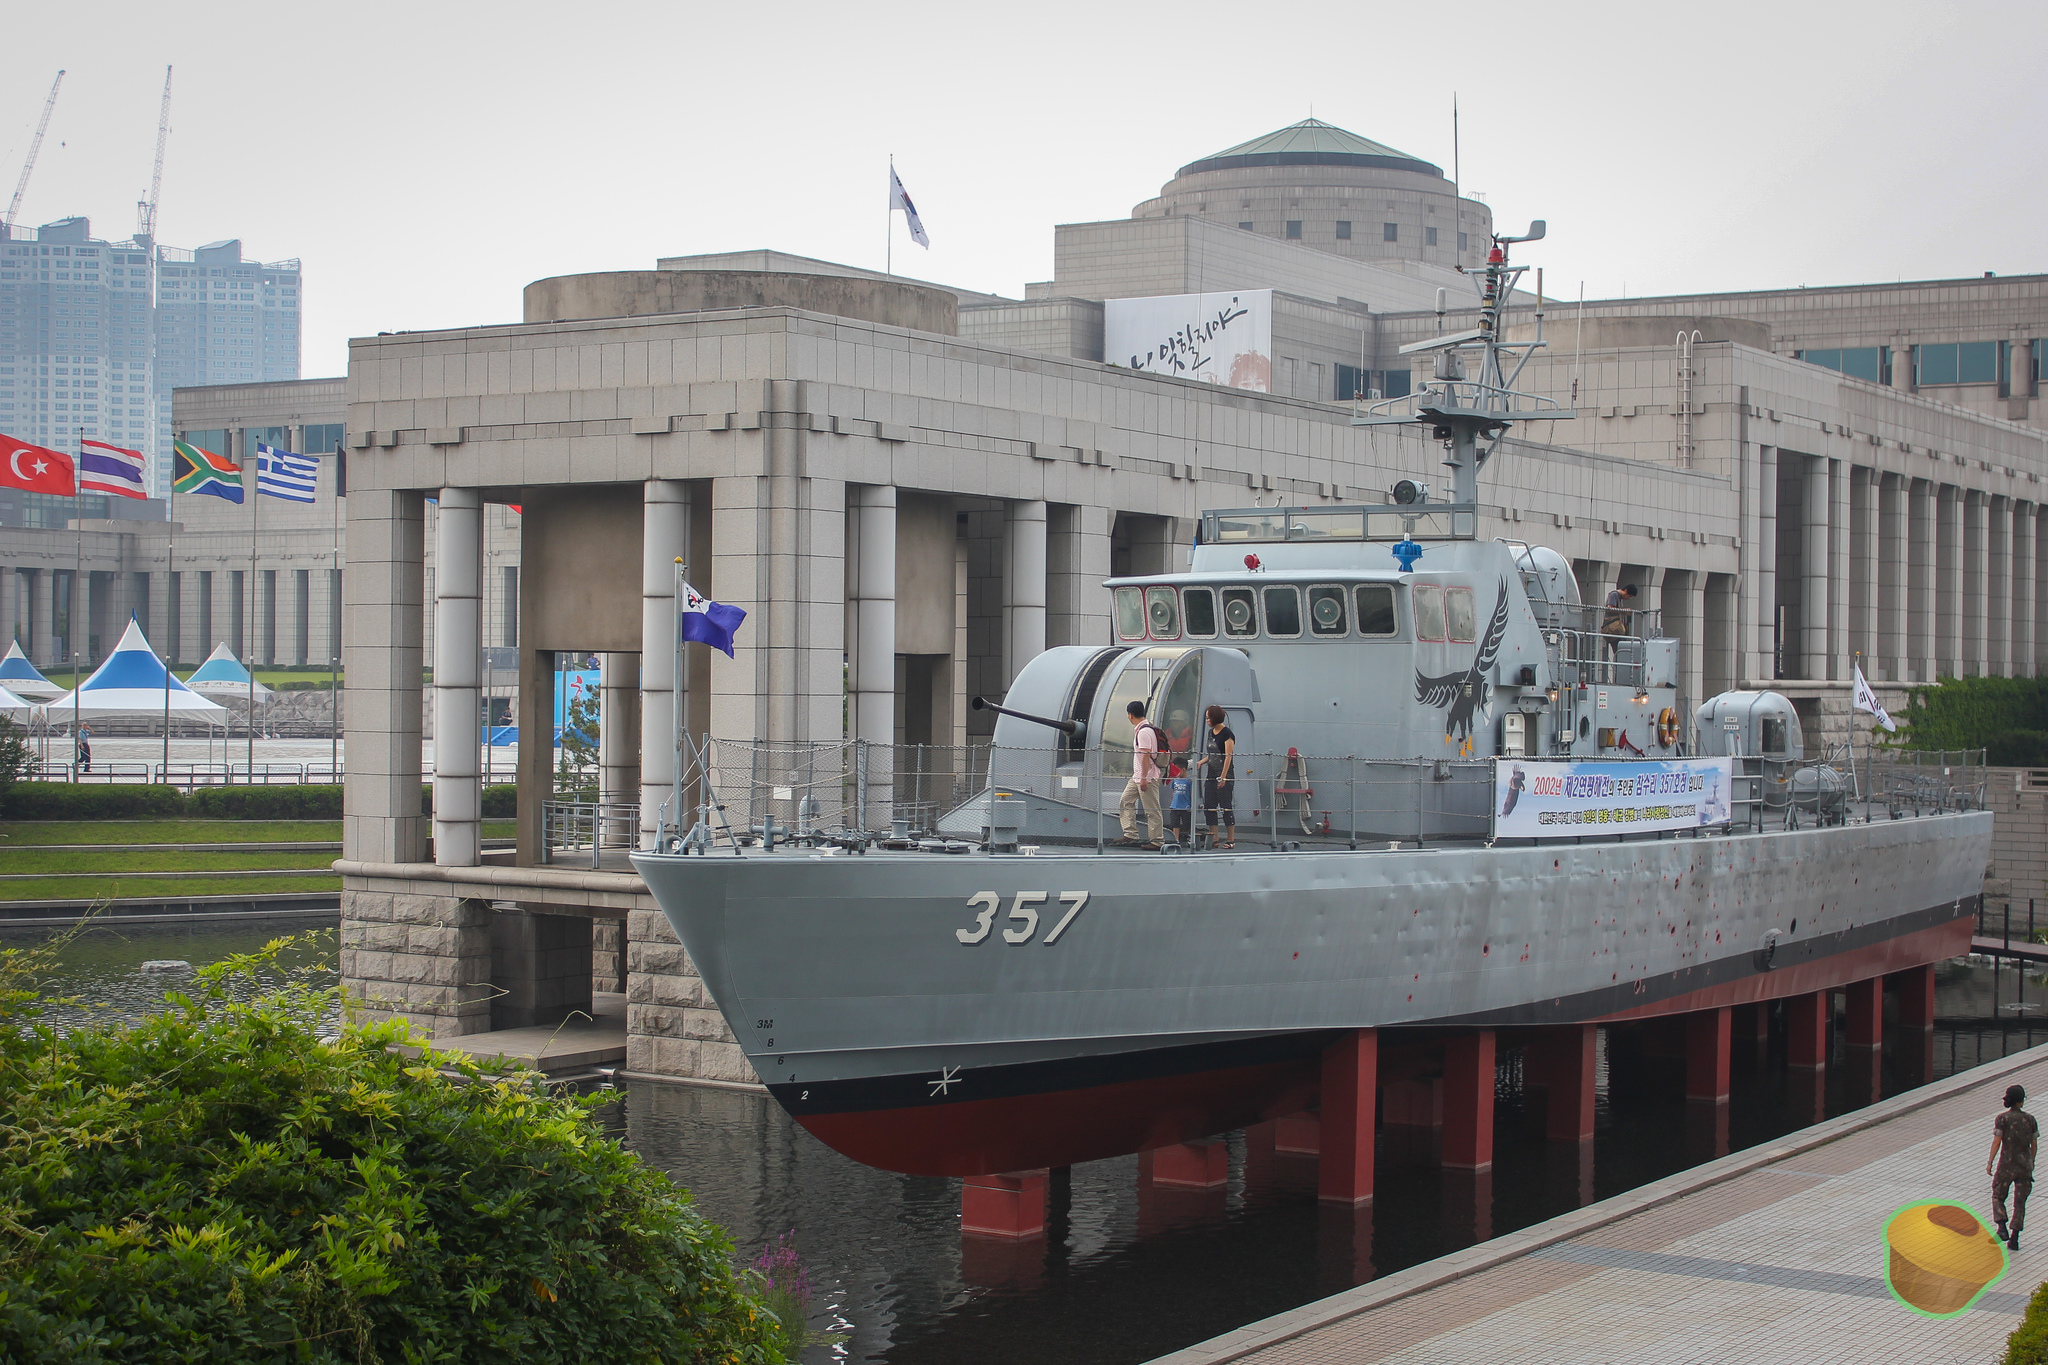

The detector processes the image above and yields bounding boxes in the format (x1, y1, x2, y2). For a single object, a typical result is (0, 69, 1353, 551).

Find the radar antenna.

(4, 70, 66, 236)
(1353, 220, 1573, 504)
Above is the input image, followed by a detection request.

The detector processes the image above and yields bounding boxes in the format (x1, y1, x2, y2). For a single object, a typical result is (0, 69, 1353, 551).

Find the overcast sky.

(9, 0, 2045, 378)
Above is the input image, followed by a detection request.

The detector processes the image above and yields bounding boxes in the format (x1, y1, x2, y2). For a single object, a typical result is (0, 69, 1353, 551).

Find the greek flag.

(255, 443, 319, 503)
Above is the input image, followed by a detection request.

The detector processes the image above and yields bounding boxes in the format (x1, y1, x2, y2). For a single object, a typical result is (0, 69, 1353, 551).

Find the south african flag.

(172, 439, 243, 503)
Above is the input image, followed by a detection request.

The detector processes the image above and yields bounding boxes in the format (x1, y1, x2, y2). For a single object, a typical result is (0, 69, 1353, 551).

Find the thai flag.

(679, 581, 747, 657)
(79, 439, 148, 499)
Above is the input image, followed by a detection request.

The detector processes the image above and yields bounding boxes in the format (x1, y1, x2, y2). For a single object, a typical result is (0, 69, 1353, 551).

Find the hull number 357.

(957, 891, 1090, 946)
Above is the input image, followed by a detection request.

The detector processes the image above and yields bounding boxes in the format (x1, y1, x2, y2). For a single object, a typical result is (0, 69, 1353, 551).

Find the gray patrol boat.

(633, 226, 1990, 1178)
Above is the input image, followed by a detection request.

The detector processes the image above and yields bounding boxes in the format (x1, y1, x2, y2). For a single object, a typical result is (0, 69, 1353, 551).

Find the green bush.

(0, 936, 785, 1365)
(1892, 676, 2048, 765)
(0, 782, 187, 821)
(2004, 1279, 2048, 1363)
(186, 785, 343, 820)
(484, 784, 518, 819)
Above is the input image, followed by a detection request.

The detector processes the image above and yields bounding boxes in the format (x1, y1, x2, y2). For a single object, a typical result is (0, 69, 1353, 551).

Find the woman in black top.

(1200, 704, 1236, 849)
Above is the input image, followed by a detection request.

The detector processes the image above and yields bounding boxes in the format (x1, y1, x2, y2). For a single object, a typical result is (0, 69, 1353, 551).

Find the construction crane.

(4, 69, 65, 236)
(136, 66, 172, 245)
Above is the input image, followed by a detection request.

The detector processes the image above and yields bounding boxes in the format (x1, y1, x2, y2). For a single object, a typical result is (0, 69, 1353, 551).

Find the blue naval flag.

(679, 581, 746, 658)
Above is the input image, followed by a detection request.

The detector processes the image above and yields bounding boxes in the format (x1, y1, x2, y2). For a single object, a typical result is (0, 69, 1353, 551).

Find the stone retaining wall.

(339, 888, 492, 1036)
(624, 908, 753, 1083)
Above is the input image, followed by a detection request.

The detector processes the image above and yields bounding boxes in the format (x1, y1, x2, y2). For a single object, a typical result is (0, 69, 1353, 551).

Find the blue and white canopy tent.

(0, 681, 32, 719)
(183, 642, 274, 706)
(0, 640, 62, 702)
(41, 618, 227, 725)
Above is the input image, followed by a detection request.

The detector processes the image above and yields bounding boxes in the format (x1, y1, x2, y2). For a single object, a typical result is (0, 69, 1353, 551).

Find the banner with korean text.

(1493, 758, 1733, 839)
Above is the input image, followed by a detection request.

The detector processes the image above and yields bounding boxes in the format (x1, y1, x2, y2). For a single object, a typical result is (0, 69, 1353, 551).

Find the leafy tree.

(0, 716, 33, 791)
(557, 687, 600, 799)
(1889, 675, 2048, 766)
(0, 934, 786, 1364)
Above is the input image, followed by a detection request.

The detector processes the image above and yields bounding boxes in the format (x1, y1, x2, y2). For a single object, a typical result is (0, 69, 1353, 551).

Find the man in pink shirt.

(1119, 700, 1164, 849)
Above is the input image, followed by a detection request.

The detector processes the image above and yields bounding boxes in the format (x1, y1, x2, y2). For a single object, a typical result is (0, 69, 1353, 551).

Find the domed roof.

(1176, 118, 1443, 179)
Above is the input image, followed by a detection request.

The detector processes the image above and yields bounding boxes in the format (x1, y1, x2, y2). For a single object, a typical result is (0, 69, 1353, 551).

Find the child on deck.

(1166, 763, 1192, 845)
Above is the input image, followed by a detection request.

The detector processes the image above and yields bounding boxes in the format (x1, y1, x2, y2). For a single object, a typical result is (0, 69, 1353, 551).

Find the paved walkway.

(1156, 1042, 2048, 1365)
(418, 991, 627, 1074)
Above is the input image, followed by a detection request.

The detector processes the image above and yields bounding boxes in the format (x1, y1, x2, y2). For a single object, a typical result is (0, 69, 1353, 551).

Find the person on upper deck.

(1602, 583, 1638, 677)
(1200, 704, 1236, 850)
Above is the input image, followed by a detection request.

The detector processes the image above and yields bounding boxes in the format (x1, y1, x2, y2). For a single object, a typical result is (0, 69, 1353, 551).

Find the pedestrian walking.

(1988, 1083, 2037, 1251)
(1117, 700, 1164, 850)
(1199, 704, 1236, 849)
(75, 723, 92, 772)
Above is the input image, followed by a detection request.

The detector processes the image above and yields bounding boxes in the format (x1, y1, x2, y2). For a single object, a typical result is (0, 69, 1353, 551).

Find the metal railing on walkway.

(28, 761, 346, 787)
(540, 801, 641, 868)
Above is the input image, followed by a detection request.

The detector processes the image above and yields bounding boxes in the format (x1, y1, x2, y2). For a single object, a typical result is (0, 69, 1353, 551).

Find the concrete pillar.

(1787, 990, 1828, 1070)
(1318, 1028, 1377, 1205)
(1879, 474, 1909, 679)
(1704, 573, 1737, 696)
(0, 567, 15, 652)
(1442, 1030, 1496, 1172)
(2016, 503, 2038, 678)
(1845, 977, 1883, 1103)
(1965, 490, 1989, 676)
(1801, 456, 1829, 678)
(1047, 503, 1114, 648)
(1894, 962, 1938, 1086)
(1005, 499, 1048, 686)
(1849, 466, 1876, 671)
(1751, 445, 1778, 683)
(961, 1170, 1049, 1239)
(1990, 497, 2013, 675)
(1910, 480, 1937, 681)
(1685, 1006, 1732, 1104)
(145, 569, 169, 664)
(638, 480, 688, 849)
(341, 488, 427, 866)
(1892, 340, 1914, 394)
(1527, 1023, 1597, 1144)
(432, 488, 482, 868)
(849, 484, 897, 829)
(1938, 486, 1962, 677)
(1143, 1139, 1230, 1189)
(1827, 459, 1850, 679)
(490, 908, 593, 1029)
(599, 653, 639, 808)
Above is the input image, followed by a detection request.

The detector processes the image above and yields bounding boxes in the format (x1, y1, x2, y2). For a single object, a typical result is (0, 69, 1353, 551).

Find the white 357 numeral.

(957, 890, 1089, 946)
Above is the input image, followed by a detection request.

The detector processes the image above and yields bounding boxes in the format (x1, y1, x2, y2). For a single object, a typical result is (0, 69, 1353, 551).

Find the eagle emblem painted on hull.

(1415, 577, 1511, 755)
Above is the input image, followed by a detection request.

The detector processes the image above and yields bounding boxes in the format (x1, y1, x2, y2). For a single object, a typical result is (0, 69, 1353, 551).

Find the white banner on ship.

(1493, 758, 1734, 839)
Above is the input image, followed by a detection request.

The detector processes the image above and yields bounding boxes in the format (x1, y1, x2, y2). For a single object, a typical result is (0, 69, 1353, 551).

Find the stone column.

(1849, 466, 1876, 673)
(1004, 499, 1048, 686)
(0, 567, 15, 652)
(343, 488, 427, 865)
(638, 479, 689, 849)
(1909, 480, 1936, 682)
(849, 484, 897, 829)
(431, 488, 482, 868)
(1679, 572, 1707, 704)
(2015, 339, 2036, 417)
(1965, 491, 1989, 676)
(1990, 497, 2013, 676)
(1047, 503, 1114, 648)
(1752, 446, 1777, 682)
(1892, 340, 1914, 394)
(1801, 456, 1829, 679)
(599, 653, 639, 806)
(2016, 503, 2038, 679)
(1937, 485, 1962, 677)
(1827, 459, 1849, 679)
(146, 568, 169, 662)
(29, 569, 53, 670)
(1878, 474, 1908, 680)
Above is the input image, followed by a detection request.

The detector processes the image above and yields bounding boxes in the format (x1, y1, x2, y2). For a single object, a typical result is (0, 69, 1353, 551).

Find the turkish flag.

(0, 433, 77, 496)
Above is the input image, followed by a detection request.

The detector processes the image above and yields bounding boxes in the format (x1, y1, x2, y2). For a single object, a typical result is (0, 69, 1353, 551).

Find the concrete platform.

(418, 991, 628, 1075)
(1153, 1041, 2048, 1365)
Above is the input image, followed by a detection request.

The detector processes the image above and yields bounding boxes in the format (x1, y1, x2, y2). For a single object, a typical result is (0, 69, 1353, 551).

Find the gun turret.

(971, 695, 1085, 743)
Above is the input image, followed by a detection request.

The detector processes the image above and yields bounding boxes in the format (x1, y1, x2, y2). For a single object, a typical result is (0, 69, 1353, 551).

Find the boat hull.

(632, 812, 1989, 1176)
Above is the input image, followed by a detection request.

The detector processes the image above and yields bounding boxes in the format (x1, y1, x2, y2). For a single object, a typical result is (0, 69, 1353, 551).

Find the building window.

(1383, 222, 1399, 242)
(1796, 347, 1890, 384)
(1914, 341, 1999, 386)
(1458, 231, 1469, 252)
(1285, 221, 1302, 240)
(1336, 363, 1366, 401)
(1237, 221, 1253, 231)
(1335, 221, 1352, 240)
(1425, 226, 1438, 247)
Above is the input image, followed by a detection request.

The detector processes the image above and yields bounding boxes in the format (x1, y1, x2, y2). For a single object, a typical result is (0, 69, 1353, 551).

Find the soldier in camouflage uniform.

(1987, 1083, 2038, 1252)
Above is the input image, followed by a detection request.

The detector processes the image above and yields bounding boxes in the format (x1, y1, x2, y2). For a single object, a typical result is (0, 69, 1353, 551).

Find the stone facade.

(623, 908, 751, 1085)
(339, 887, 492, 1036)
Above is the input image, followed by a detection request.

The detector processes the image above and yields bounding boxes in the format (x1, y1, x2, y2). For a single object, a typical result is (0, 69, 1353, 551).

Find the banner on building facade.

(1104, 289, 1273, 391)
(1493, 757, 1733, 839)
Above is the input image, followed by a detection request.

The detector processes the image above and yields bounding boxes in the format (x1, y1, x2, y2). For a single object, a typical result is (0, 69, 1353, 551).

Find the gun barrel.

(970, 695, 1081, 738)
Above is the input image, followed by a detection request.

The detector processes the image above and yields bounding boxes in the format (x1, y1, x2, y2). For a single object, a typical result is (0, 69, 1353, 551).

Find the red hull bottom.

(796, 915, 1975, 1178)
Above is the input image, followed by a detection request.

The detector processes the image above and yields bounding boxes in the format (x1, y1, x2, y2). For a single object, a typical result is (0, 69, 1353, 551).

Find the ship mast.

(1354, 221, 1571, 505)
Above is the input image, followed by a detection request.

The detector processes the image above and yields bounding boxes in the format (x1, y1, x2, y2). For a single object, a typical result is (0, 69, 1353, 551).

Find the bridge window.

(1221, 588, 1258, 637)
(1413, 584, 1447, 642)
(1445, 586, 1477, 643)
(1355, 584, 1397, 636)
(1114, 586, 1145, 640)
(1183, 587, 1217, 638)
(1145, 586, 1180, 639)
(1307, 585, 1347, 635)
(1262, 586, 1301, 637)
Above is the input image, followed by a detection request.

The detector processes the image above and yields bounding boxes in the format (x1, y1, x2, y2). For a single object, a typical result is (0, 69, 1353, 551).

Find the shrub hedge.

(1893, 675, 2048, 766)
(0, 939, 786, 1364)
(1, 782, 524, 822)
(0, 782, 188, 821)
(2005, 1279, 2048, 1363)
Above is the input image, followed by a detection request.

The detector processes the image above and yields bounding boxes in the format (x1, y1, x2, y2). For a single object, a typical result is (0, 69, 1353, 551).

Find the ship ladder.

(1275, 748, 1316, 834)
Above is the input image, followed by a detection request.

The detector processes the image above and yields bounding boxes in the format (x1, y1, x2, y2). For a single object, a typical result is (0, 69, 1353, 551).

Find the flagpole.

(164, 472, 174, 780)
(885, 154, 893, 278)
(72, 425, 82, 777)
(330, 442, 340, 778)
(674, 559, 687, 849)
(248, 437, 257, 782)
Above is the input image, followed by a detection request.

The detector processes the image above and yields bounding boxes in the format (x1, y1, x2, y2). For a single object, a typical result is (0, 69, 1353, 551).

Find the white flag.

(1852, 663, 1896, 733)
(889, 166, 929, 248)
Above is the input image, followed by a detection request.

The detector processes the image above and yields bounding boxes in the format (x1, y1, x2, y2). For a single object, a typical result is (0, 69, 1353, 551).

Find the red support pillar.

(1442, 1030, 1497, 1172)
(1786, 990, 1829, 1070)
(1895, 963, 1937, 1030)
(1318, 1028, 1377, 1205)
(1845, 976, 1884, 1102)
(1685, 1006, 1732, 1104)
(961, 1170, 1049, 1240)
(1275, 1111, 1321, 1156)
(1143, 1139, 1229, 1189)
(1527, 1023, 1597, 1143)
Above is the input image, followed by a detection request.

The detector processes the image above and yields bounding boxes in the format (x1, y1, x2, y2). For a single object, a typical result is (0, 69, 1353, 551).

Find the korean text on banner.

(1493, 758, 1734, 839)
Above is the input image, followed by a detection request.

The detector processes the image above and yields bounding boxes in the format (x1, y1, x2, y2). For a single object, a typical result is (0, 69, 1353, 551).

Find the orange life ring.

(1656, 707, 1681, 748)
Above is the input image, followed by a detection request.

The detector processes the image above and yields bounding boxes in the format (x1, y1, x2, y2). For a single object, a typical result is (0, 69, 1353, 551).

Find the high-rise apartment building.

(0, 216, 302, 506)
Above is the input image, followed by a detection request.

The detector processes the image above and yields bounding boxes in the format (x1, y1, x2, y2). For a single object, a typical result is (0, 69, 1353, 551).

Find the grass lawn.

(0, 873, 342, 902)
(3, 849, 341, 876)
(0, 820, 516, 847)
